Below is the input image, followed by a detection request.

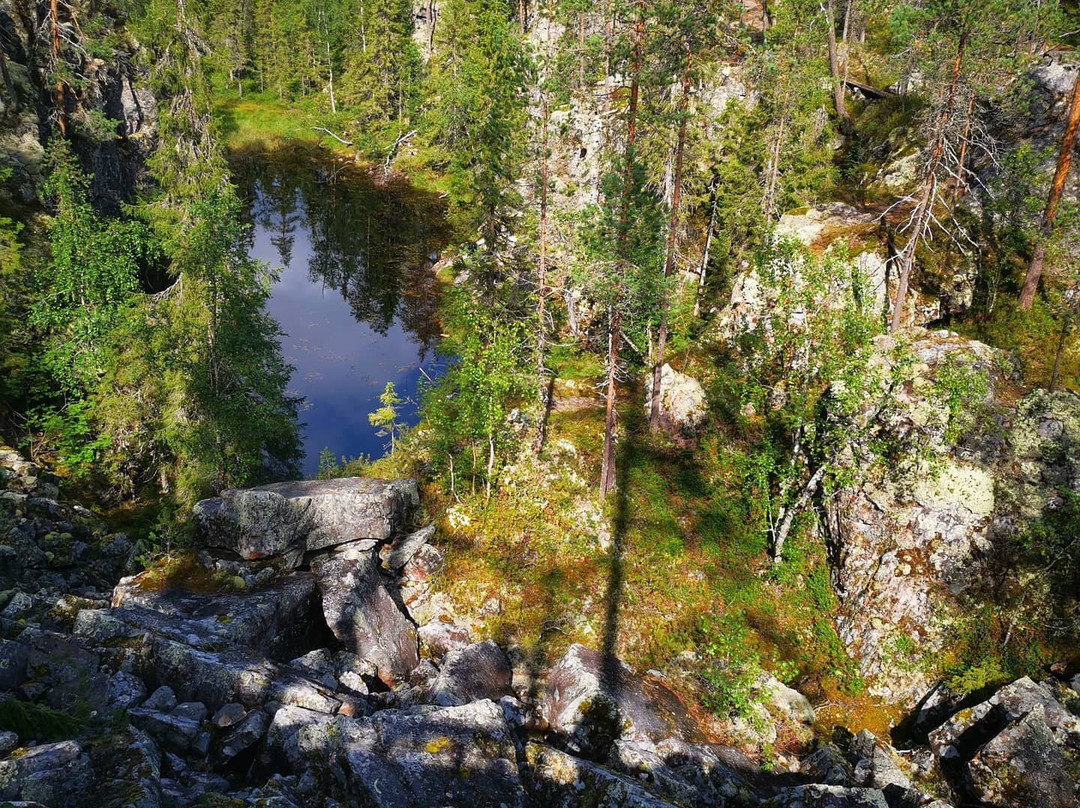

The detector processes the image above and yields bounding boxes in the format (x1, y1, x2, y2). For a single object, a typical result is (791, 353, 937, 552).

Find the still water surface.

(235, 150, 449, 475)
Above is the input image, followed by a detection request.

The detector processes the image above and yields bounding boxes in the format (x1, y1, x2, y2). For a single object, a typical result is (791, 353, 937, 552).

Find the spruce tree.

(425, 0, 529, 247)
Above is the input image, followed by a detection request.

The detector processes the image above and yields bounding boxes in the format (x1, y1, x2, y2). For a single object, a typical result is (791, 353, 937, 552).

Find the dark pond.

(233, 148, 450, 475)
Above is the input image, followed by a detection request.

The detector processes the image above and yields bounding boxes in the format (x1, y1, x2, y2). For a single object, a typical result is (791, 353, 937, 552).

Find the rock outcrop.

(7, 447, 1078, 808)
(0, 3, 158, 208)
(927, 677, 1080, 807)
(542, 643, 706, 760)
(823, 331, 1080, 699)
(311, 545, 420, 685)
(718, 203, 972, 332)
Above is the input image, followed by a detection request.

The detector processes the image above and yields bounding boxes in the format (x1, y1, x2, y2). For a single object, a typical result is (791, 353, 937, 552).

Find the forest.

(1, 0, 1080, 806)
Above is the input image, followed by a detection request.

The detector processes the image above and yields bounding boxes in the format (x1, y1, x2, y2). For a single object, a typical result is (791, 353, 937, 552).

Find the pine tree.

(110, 0, 302, 503)
(1019, 63, 1080, 311)
(647, 0, 725, 433)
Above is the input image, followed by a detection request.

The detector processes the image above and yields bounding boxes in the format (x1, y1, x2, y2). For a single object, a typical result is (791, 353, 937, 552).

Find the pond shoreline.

(230, 143, 451, 476)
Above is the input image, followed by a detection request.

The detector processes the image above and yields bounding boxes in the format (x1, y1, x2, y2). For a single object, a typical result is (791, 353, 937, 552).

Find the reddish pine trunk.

(650, 67, 691, 433)
(1019, 68, 1080, 310)
(51, 0, 65, 135)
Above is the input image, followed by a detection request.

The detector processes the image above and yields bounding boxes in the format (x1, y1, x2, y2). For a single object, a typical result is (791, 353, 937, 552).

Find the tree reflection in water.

(231, 146, 450, 473)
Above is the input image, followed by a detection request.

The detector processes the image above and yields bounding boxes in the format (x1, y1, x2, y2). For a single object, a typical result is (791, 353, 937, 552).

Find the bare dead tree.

(889, 33, 967, 332)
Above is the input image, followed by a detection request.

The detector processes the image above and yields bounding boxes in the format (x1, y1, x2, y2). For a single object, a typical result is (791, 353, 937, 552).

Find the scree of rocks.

(1, 448, 1078, 808)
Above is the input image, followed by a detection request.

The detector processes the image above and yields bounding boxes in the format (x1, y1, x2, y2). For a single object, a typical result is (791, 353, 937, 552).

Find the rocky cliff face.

(0, 0, 157, 209)
(824, 330, 1080, 702)
(7, 447, 1076, 807)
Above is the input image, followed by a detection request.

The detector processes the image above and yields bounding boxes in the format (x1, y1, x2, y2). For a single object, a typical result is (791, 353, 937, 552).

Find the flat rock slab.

(194, 477, 419, 564)
(268, 700, 525, 808)
(74, 607, 341, 714)
(312, 551, 419, 686)
(112, 570, 324, 659)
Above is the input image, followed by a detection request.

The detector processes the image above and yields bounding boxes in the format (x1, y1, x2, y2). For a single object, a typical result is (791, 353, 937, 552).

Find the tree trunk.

(486, 434, 495, 501)
(360, 0, 368, 53)
(762, 109, 786, 219)
(772, 465, 826, 563)
(50, 0, 65, 135)
(842, 0, 854, 42)
(604, 0, 614, 82)
(326, 40, 337, 114)
(600, 0, 644, 496)
(578, 12, 585, 91)
(534, 8, 553, 454)
(890, 32, 966, 333)
(1019, 68, 1080, 311)
(825, 0, 851, 135)
(650, 67, 691, 433)
(951, 90, 976, 203)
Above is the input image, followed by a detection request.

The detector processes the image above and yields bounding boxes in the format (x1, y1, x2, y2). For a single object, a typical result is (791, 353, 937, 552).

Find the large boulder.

(87, 727, 163, 808)
(382, 523, 436, 571)
(928, 677, 1078, 759)
(966, 706, 1076, 808)
(644, 365, 709, 445)
(763, 784, 891, 808)
(194, 477, 419, 565)
(610, 738, 753, 806)
(111, 568, 327, 660)
(524, 743, 682, 808)
(426, 639, 512, 706)
(0, 741, 94, 807)
(541, 644, 705, 761)
(268, 700, 525, 808)
(927, 677, 1080, 808)
(311, 546, 419, 686)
